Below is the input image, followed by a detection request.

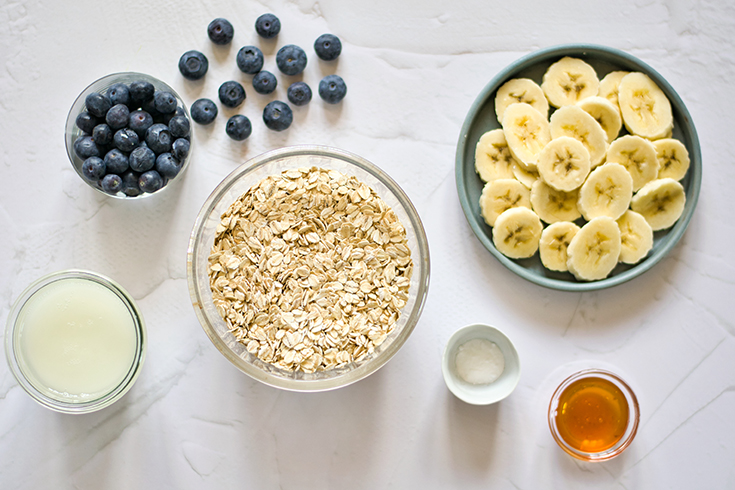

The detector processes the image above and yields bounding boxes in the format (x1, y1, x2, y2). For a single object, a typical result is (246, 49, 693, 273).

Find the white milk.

(17, 278, 138, 401)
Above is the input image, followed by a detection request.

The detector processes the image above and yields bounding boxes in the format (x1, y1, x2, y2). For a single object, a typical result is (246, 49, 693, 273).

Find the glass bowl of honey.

(548, 369, 640, 461)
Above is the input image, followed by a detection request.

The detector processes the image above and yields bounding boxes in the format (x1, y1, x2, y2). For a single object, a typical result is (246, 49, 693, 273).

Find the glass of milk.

(4, 270, 146, 413)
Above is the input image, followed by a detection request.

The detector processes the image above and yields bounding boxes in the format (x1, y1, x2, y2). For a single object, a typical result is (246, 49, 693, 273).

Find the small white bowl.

(442, 324, 521, 405)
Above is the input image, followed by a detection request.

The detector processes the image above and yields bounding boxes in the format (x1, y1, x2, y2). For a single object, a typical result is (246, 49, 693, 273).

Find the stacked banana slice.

(475, 57, 690, 281)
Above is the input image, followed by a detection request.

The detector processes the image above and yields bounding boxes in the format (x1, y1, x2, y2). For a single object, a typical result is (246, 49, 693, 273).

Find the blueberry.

(190, 98, 218, 125)
(145, 123, 172, 154)
(287, 82, 312, 106)
(153, 91, 177, 114)
(128, 110, 154, 137)
(218, 81, 246, 108)
(236, 46, 264, 74)
(92, 124, 113, 146)
(104, 149, 130, 174)
(225, 115, 252, 141)
(262, 101, 293, 131)
(122, 170, 142, 197)
(178, 50, 209, 81)
(172, 138, 190, 161)
(113, 128, 139, 152)
(105, 104, 130, 130)
(107, 83, 130, 107)
(74, 136, 101, 159)
(85, 92, 111, 118)
(101, 174, 123, 194)
(318, 74, 347, 104)
(207, 18, 234, 45)
(155, 153, 182, 178)
(75, 111, 98, 134)
(129, 146, 156, 172)
(276, 45, 307, 76)
(129, 80, 155, 105)
(255, 13, 280, 38)
(139, 170, 164, 193)
(168, 115, 190, 138)
(252, 70, 277, 95)
(314, 34, 342, 61)
(81, 157, 106, 182)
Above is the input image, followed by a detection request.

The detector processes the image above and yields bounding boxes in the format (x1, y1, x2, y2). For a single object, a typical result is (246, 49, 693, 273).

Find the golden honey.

(554, 376, 630, 453)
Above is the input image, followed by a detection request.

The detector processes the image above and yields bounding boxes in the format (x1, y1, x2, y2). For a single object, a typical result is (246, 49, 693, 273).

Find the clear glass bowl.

(64, 72, 192, 199)
(187, 146, 431, 391)
(548, 369, 640, 461)
(4, 270, 146, 414)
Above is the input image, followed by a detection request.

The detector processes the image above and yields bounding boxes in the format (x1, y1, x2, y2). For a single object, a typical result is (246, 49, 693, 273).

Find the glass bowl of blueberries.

(65, 72, 192, 199)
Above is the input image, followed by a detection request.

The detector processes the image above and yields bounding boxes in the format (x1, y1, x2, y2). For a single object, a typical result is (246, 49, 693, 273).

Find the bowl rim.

(187, 145, 431, 392)
(455, 43, 702, 292)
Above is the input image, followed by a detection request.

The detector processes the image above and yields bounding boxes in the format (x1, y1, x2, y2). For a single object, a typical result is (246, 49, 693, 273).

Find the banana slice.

(577, 96, 622, 142)
(479, 178, 531, 226)
(495, 78, 549, 123)
(654, 138, 690, 181)
(541, 57, 600, 108)
(566, 217, 622, 281)
(549, 105, 608, 167)
(630, 178, 686, 231)
(618, 72, 674, 140)
(502, 103, 551, 169)
(606, 135, 660, 191)
(530, 179, 581, 224)
(475, 129, 518, 183)
(512, 162, 539, 189)
(617, 210, 654, 264)
(577, 163, 633, 221)
(537, 136, 591, 192)
(539, 221, 581, 272)
(598, 71, 629, 115)
(492, 207, 543, 259)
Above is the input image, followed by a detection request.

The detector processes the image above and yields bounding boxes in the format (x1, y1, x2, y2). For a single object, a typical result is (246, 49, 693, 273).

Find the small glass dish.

(64, 72, 192, 199)
(187, 145, 431, 392)
(548, 369, 640, 461)
(4, 270, 146, 414)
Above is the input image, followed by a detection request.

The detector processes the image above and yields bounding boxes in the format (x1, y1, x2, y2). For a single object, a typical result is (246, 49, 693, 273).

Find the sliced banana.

(537, 136, 591, 192)
(654, 138, 690, 181)
(606, 135, 660, 191)
(479, 178, 531, 227)
(512, 162, 539, 189)
(492, 207, 543, 259)
(530, 179, 581, 224)
(502, 103, 551, 169)
(566, 217, 622, 281)
(577, 163, 633, 221)
(549, 105, 609, 167)
(495, 78, 549, 123)
(598, 71, 629, 115)
(539, 221, 581, 272)
(618, 72, 673, 140)
(617, 210, 654, 264)
(475, 129, 518, 183)
(541, 57, 600, 108)
(577, 96, 622, 142)
(630, 178, 686, 231)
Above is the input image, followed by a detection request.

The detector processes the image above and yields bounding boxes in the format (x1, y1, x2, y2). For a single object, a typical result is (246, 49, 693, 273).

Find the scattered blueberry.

(168, 115, 190, 138)
(113, 128, 139, 152)
(287, 82, 312, 106)
(218, 81, 246, 108)
(252, 70, 277, 95)
(82, 157, 106, 182)
(106, 104, 130, 130)
(236, 46, 264, 74)
(314, 34, 342, 61)
(276, 45, 307, 76)
(208, 18, 234, 45)
(145, 123, 172, 154)
(128, 110, 154, 137)
(122, 170, 142, 197)
(85, 92, 111, 118)
(74, 136, 101, 159)
(107, 83, 131, 107)
(129, 146, 156, 172)
(75, 112, 98, 134)
(172, 138, 190, 161)
(225, 115, 252, 141)
(318, 74, 347, 104)
(139, 170, 164, 193)
(155, 153, 182, 178)
(101, 174, 123, 194)
(129, 80, 155, 104)
(255, 13, 281, 39)
(178, 50, 209, 81)
(262, 101, 293, 131)
(92, 124, 113, 146)
(104, 149, 130, 174)
(191, 98, 218, 124)
(153, 91, 177, 114)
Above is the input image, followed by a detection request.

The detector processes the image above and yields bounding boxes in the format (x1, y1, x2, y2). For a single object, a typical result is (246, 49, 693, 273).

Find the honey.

(554, 376, 630, 453)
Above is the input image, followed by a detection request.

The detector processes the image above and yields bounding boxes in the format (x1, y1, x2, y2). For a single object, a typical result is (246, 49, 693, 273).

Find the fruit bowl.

(455, 44, 702, 291)
(65, 72, 192, 199)
(187, 146, 430, 391)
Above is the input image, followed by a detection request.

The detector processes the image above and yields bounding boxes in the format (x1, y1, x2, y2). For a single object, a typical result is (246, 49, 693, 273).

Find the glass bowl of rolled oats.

(187, 146, 430, 391)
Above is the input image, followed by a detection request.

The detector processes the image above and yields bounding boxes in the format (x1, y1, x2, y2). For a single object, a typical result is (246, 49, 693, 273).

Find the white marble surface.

(1, 0, 734, 488)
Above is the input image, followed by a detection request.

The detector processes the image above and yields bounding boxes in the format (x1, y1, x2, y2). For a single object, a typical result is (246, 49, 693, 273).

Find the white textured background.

(1, 0, 734, 488)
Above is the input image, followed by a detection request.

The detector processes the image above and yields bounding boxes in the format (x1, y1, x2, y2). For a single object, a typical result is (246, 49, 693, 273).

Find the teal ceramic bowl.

(455, 44, 702, 292)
